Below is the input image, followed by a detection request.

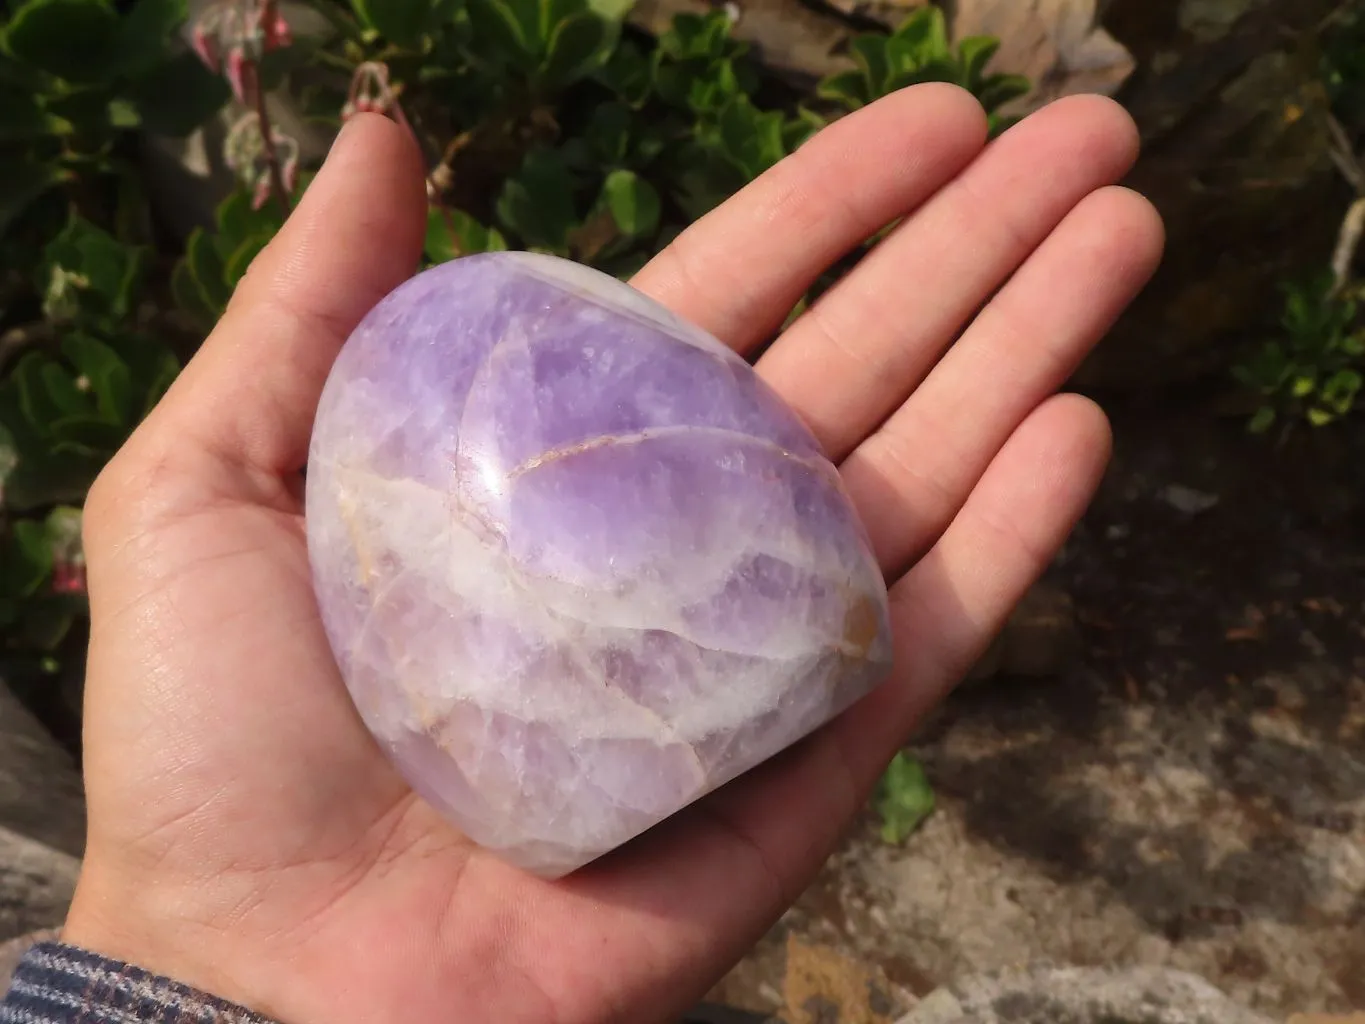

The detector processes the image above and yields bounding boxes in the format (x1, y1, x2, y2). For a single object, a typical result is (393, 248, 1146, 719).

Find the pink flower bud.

(191, 24, 220, 72)
(251, 173, 273, 210)
(263, 9, 292, 50)
(282, 153, 299, 196)
(226, 47, 248, 104)
(51, 560, 86, 596)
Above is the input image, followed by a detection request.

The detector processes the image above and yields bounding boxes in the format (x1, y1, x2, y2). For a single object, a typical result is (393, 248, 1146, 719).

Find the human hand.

(61, 84, 1162, 1024)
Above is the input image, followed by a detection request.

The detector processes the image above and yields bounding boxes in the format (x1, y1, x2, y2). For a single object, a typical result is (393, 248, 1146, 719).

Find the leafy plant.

(816, 6, 1030, 134)
(2, 0, 1031, 679)
(1233, 272, 1365, 436)
(1323, 3, 1365, 130)
(0, 0, 231, 236)
(1, 216, 178, 509)
(0, 505, 85, 658)
(1, 216, 179, 669)
(874, 751, 936, 844)
(171, 181, 297, 331)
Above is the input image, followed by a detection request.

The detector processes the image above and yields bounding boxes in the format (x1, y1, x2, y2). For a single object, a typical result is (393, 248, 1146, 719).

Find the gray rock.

(0, 683, 85, 857)
(899, 965, 1275, 1024)
(0, 826, 78, 944)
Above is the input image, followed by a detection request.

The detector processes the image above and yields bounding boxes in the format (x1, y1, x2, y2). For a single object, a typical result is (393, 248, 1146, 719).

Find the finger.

(508, 397, 1112, 1022)
(844, 185, 1162, 575)
(757, 94, 1140, 459)
(150, 114, 427, 480)
(631, 83, 988, 353)
(839, 393, 1111, 783)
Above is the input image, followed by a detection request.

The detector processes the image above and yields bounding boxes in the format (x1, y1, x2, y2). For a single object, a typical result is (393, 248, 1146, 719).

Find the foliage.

(817, 6, 1029, 135)
(0, 505, 85, 660)
(0, 0, 230, 237)
(2, 0, 1029, 675)
(1233, 273, 1365, 436)
(183, 1, 1030, 296)
(1323, 3, 1365, 130)
(0, 215, 181, 667)
(873, 751, 935, 844)
(1233, 10, 1365, 438)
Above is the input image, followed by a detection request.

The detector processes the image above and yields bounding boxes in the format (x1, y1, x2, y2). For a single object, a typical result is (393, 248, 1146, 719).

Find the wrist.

(59, 868, 280, 1022)
(2, 939, 279, 1024)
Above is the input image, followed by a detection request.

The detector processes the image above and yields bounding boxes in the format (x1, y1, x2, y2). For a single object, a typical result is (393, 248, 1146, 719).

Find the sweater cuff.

(1, 942, 278, 1024)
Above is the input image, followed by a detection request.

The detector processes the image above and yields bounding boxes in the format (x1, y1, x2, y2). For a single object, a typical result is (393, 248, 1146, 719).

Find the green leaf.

(215, 187, 283, 244)
(976, 72, 1031, 113)
(539, 10, 612, 90)
(585, 0, 633, 21)
(495, 148, 578, 251)
(874, 752, 935, 844)
(955, 34, 1000, 87)
(583, 101, 632, 164)
(171, 256, 217, 331)
(885, 55, 959, 93)
(465, 0, 535, 67)
(425, 206, 507, 263)
(139, 353, 179, 417)
(816, 69, 868, 110)
(222, 232, 272, 287)
(1247, 405, 1276, 434)
(126, 51, 232, 136)
(3, 0, 120, 84)
(0, 81, 66, 139)
(12, 352, 65, 436)
(2, 520, 53, 598)
(890, 4, 949, 65)
(1322, 368, 1363, 413)
(0, 154, 71, 235)
(47, 411, 127, 451)
(350, 0, 435, 48)
(185, 226, 231, 311)
(849, 33, 889, 95)
(107, 97, 140, 128)
(1290, 373, 1317, 399)
(1307, 406, 1335, 427)
(595, 38, 652, 106)
(42, 215, 149, 323)
(113, 0, 188, 76)
(601, 169, 659, 238)
(40, 363, 90, 417)
(782, 106, 825, 151)
(60, 332, 133, 424)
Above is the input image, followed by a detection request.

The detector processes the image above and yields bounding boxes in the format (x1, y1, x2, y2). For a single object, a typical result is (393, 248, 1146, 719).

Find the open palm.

(62, 85, 1161, 1024)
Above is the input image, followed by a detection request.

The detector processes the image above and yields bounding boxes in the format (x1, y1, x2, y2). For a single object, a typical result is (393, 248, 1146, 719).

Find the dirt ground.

(707, 391, 1365, 1022)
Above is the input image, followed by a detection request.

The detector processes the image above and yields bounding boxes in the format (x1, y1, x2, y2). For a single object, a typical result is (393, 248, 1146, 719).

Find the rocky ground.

(702, 393, 1365, 1022)
(4, 394, 1364, 1024)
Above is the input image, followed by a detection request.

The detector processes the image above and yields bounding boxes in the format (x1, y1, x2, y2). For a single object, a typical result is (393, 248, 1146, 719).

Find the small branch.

(1326, 113, 1365, 195)
(247, 1, 291, 217)
(349, 61, 462, 247)
(1330, 197, 1365, 298)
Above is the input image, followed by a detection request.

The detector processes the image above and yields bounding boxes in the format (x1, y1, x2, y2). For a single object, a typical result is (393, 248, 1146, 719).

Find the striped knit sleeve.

(0, 943, 279, 1024)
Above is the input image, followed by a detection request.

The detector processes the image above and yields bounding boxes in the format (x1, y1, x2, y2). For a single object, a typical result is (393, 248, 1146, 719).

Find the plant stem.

(248, 0, 291, 217)
(1330, 197, 1365, 298)
(388, 92, 461, 248)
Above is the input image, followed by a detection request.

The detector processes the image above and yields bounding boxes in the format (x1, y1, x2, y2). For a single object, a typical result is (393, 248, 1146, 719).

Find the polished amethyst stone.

(304, 251, 893, 877)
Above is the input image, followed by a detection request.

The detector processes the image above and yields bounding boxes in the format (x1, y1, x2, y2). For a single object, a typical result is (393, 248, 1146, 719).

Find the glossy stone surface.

(304, 251, 893, 877)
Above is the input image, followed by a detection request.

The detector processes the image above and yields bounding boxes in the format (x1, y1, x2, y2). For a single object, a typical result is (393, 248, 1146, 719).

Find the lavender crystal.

(305, 252, 892, 877)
